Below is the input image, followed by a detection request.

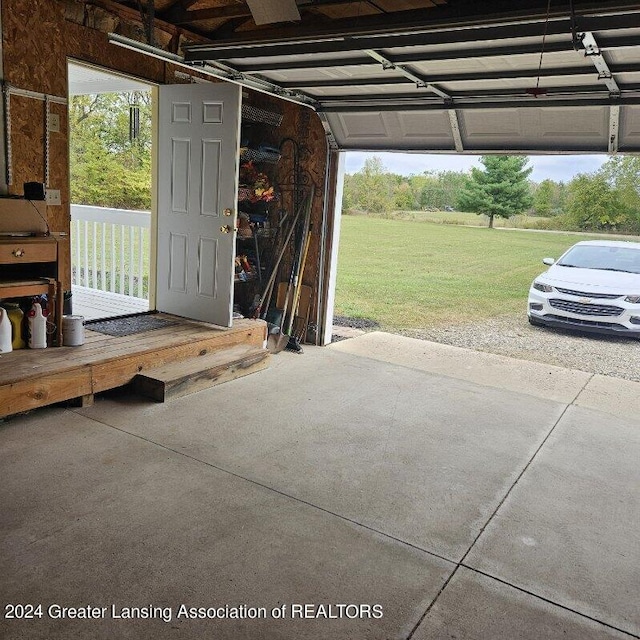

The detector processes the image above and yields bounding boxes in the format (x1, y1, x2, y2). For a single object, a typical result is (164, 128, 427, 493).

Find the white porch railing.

(70, 204, 151, 299)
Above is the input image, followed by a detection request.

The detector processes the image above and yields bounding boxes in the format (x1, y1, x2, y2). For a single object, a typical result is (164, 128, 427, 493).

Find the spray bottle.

(28, 301, 48, 349)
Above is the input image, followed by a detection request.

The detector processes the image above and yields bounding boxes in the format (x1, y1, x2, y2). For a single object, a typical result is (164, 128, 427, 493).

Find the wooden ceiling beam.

(164, 0, 389, 25)
(160, 0, 200, 22)
(83, 0, 211, 42)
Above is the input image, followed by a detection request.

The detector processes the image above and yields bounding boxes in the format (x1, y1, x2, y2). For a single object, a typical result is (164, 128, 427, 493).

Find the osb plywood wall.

(1, 0, 328, 337)
(2, 0, 166, 289)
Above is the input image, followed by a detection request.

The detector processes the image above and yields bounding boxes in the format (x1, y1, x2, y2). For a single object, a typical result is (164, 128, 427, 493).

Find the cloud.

(344, 152, 609, 183)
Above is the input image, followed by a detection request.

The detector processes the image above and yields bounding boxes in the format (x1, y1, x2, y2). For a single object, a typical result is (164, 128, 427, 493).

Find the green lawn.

(394, 210, 552, 228)
(334, 216, 631, 330)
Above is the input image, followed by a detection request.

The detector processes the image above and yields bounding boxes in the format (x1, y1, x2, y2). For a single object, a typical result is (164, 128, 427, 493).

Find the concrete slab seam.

(406, 564, 462, 639)
(459, 565, 640, 639)
(405, 373, 596, 640)
(459, 372, 594, 567)
(72, 410, 459, 569)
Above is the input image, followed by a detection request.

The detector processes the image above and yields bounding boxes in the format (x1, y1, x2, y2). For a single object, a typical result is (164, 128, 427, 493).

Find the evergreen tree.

(457, 156, 533, 228)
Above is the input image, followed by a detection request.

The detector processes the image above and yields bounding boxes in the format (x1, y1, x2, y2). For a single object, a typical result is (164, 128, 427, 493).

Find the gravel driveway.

(334, 314, 640, 382)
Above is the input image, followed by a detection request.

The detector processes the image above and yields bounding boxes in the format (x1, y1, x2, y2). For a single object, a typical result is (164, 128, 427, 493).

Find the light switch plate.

(46, 189, 61, 205)
(48, 113, 60, 133)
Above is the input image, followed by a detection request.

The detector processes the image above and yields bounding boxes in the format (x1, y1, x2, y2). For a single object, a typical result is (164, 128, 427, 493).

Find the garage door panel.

(440, 76, 600, 93)
(460, 107, 609, 151)
(410, 49, 588, 77)
(265, 62, 387, 84)
(381, 34, 570, 60)
(619, 105, 640, 150)
(329, 111, 454, 149)
(306, 83, 409, 97)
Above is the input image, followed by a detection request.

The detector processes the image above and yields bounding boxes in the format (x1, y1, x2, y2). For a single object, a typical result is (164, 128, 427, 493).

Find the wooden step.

(131, 345, 270, 402)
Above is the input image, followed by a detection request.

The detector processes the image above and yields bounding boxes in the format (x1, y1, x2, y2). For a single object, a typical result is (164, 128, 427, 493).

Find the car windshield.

(557, 245, 640, 274)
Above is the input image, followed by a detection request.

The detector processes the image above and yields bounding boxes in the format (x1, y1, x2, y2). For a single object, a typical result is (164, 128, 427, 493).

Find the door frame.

(67, 59, 158, 312)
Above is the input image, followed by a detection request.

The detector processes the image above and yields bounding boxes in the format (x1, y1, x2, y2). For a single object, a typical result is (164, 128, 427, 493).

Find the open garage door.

(182, 2, 640, 154)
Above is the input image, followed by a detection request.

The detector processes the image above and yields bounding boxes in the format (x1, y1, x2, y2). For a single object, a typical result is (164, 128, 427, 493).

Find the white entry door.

(157, 82, 241, 327)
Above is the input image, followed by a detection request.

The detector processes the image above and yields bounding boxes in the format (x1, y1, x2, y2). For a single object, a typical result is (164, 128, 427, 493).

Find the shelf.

(0, 278, 56, 298)
(242, 104, 283, 128)
(240, 148, 281, 164)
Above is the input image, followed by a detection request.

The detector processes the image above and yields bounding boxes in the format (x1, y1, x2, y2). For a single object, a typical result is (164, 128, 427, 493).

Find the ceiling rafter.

(84, 0, 210, 40)
(161, 0, 389, 26)
(159, 0, 200, 23)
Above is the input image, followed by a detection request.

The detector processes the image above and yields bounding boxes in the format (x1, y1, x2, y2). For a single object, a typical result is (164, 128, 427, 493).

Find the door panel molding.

(157, 83, 241, 326)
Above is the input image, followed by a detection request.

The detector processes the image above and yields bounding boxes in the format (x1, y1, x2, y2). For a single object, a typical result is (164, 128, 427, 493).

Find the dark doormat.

(86, 315, 177, 337)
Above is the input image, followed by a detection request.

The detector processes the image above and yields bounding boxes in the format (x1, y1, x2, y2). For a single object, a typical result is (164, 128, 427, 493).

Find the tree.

(456, 156, 533, 227)
(566, 173, 623, 230)
(69, 92, 152, 210)
(437, 170, 469, 210)
(533, 179, 555, 215)
(394, 181, 416, 210)
(342, 156, 396, 213)
(600, 156, 640, 215)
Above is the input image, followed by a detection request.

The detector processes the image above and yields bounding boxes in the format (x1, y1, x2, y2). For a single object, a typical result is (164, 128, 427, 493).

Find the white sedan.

(528, 240, 640, 337)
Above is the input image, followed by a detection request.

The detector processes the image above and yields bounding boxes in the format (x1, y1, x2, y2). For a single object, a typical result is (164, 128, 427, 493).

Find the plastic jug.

(1, 303, 25, 349)
(0, 307, 12, 353)
(28, 302, 48, 349)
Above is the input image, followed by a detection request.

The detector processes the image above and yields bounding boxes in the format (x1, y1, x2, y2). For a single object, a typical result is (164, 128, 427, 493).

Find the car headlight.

(532, 281, 553, 293)
(625, 295, 640, 303)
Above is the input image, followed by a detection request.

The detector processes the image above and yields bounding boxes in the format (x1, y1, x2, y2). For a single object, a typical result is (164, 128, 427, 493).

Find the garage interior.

(1, 1, 640, 638)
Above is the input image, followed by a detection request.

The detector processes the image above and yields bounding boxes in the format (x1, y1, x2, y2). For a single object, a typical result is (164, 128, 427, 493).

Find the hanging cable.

(568, 0, 581, 50)
(527, 0, 552, 97)
(535, 0, 552, 90)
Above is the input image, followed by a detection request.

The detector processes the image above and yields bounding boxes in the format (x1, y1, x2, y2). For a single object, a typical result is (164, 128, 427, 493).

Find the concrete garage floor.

(1, 332, 638, 640)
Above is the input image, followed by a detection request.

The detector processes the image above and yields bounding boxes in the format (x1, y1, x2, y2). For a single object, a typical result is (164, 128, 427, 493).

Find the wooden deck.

(0, 316, 267, 418)
(71, 285, 149, 321)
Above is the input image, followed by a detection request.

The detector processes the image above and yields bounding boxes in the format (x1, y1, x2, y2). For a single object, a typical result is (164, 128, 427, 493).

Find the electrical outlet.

(46, 189, 61, 205)
(48, 113, 60, 133)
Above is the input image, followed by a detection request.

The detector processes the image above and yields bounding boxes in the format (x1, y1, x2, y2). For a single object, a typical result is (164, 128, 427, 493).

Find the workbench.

(0, 235, 63, 346)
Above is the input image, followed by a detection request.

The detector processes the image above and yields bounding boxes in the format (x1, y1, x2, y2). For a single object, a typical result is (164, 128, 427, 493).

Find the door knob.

(220, 225, 232, 234)
(223, 208, 233, 217)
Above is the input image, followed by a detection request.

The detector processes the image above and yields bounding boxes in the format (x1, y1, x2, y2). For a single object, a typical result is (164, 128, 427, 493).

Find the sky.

(344, 152, 609, 183)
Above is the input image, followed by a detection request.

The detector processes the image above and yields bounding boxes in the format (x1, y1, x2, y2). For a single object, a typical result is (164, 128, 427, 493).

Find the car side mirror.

(542, 257, 555, 266)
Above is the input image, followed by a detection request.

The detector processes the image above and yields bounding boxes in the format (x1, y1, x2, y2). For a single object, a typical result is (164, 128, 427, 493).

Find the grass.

(334, 216, 633, 330)
(346, 209, 552, 229)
